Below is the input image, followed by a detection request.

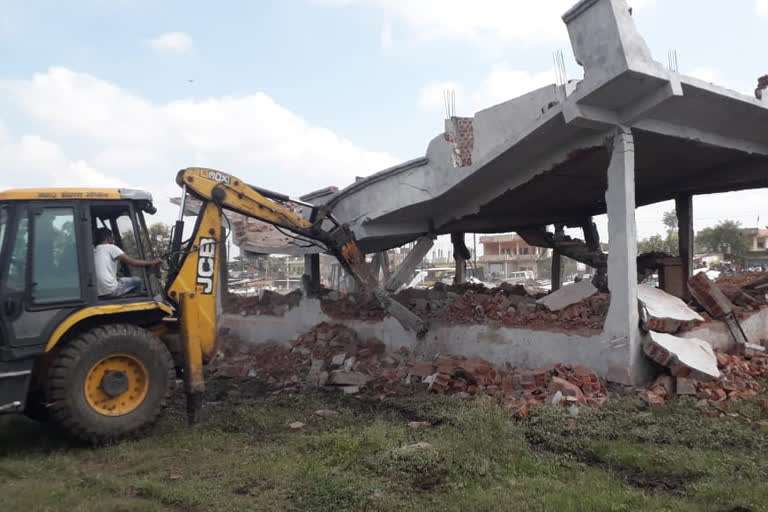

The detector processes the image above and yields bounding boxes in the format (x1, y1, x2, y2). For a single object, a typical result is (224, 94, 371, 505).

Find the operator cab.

(0, 189, 161, 362)
(90, 203, 158, 300)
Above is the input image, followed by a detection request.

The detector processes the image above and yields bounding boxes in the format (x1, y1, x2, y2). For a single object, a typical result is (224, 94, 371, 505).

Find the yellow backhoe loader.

(0, 168, 424, 442)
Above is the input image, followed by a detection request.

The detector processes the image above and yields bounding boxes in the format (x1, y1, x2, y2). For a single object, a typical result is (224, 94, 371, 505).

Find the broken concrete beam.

(384, 236, 434, 292)
(688, 272, 733, 319)
(536, 280, 598, 312)
(642, 331, 720, 381)
(637, 284, 703, 333)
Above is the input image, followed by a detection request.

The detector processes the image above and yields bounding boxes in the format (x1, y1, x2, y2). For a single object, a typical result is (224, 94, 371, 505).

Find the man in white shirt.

(94, 227, 163, 297)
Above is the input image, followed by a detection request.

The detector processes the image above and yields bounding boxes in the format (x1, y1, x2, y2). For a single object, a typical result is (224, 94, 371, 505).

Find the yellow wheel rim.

(84, 354, 150, 416)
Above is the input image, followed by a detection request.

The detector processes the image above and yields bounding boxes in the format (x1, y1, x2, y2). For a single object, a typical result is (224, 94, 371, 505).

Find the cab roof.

(0, 188, 153, 202)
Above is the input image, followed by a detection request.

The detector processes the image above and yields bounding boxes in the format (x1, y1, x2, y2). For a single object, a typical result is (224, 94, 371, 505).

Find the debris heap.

(226, 289, 303, 316)
(317, 281, 610, 334)
(212, 322, 608, 415)
(640, 350, 768, 406)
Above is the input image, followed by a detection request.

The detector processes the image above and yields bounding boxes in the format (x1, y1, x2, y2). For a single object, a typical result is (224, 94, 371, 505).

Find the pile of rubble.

(212, 322, 608, 416)
(226, 289, 303, 316)
(712, 272, 768, 317)
(319, 292, 388, 321)
(317, 280, 610, 334)
(639, 350, 768, 407)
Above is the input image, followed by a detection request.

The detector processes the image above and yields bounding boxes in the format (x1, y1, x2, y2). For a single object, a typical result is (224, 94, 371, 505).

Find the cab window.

(6, 212, 28, 292)
(32, 207, 81, 303)
(0, 206, 7, 253)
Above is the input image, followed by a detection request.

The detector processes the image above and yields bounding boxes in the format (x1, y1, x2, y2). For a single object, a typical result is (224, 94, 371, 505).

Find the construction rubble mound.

(228, 281, 611, 335)
(213, 322, 609, 417)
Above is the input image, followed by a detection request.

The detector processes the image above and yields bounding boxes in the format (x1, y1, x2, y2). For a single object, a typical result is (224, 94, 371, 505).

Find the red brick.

(409, 362, 434, 378)
(365, 338, 386, 354)
(548, 377, 586, 405)
(651, 375, 675, 397)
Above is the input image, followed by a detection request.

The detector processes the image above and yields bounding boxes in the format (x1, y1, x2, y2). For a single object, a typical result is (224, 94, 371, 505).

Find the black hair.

(95, 227, 113, 245)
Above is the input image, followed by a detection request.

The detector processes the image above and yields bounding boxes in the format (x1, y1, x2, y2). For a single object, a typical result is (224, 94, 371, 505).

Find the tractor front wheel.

(47, 324, 174, 443)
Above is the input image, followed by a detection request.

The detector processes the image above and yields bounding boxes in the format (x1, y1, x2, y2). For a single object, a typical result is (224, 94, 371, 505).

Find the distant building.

(478, 234, 550, 280)
(743, 228, 768, 267)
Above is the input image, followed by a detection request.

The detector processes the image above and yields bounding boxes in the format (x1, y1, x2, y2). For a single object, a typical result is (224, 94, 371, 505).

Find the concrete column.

(451, 232, 469, 284)
(551, 224, 565, 291)
(551, 250, 563, 291)
(675, 194, 693, 280)
(303, 253, 321, 294)
(603, 126, 646, 385)
(369, 253, 383, 284)
(381, 251, 392, 281)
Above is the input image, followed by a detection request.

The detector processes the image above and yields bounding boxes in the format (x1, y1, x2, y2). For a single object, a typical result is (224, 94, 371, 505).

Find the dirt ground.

(1, 378, 768, 512)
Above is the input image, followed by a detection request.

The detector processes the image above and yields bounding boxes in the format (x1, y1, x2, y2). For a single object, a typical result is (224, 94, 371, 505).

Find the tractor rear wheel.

(47, 324, 174, 443)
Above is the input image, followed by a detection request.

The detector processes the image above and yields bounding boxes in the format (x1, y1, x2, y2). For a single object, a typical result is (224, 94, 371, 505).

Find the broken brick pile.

(713, 272, 768, 316)
(319, 293, 388, 322)
(441, 291, 609, 334)
(639, 350, 768, 406)
(756, 74, 768, 100)
(317, 281, 609, 334)
(211, 322, 608, 416)
(226, 289, 303, 316)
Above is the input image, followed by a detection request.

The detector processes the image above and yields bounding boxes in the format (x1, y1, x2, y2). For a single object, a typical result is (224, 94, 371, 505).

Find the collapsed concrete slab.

(537, 280, 598, 312)
(221, 0, 768, 385)
(642, 331, 720, 381)
(637, 284, 703, 333)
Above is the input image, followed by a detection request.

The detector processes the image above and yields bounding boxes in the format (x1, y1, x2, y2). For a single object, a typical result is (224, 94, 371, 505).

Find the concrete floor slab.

(537, 280, 598, 311)
(638, 284, 704, 333)
(643, 331, 720, 381)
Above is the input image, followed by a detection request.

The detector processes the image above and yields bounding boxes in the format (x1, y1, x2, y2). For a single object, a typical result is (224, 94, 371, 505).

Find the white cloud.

(419, 64, 555, 115)
(380, 22, 393, 48)
(315, 0, 651, 46)
(1, 67, 398, 225)
(147, 32, 193, 53)
(757, 0, 768, 16)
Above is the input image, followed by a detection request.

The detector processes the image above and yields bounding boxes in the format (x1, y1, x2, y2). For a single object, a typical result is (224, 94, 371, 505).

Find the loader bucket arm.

(166, 167, 426, 424)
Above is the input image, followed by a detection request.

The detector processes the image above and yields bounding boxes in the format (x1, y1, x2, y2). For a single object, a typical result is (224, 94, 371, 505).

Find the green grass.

(1, 387, 768, 512)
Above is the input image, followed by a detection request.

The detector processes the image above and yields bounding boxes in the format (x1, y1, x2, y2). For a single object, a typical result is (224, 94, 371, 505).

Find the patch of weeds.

(379, 391, 479, 426)
(287, 458, 371, 512)
(301, 422, 393, 467)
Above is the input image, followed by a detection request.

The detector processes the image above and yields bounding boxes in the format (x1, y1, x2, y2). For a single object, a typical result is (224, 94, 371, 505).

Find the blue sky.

(1, 0, 767, 246)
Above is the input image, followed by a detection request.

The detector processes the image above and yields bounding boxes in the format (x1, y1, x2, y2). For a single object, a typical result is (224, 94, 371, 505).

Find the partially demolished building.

(223, 0, 768, 388)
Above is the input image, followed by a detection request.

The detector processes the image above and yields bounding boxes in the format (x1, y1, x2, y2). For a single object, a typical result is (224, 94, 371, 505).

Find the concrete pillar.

(603, 126, 647, 385)
(675, 194, 693, 280)
(551, 224, 565, 291)
(451, 232, 469, 284)
(551, 250, 563, 291)
(381, 251, 392, 281)
(303, 253, 321, 295)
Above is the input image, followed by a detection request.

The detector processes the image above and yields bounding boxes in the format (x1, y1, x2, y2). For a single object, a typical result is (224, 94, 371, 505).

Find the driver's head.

(95, 227, 114, 245)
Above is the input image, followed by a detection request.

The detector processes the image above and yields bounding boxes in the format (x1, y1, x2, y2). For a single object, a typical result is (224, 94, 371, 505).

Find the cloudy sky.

(1, 0, 767, 250)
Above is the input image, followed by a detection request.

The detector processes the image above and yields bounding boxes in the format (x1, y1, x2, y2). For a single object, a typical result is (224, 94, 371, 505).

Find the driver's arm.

(117, 253, 163, 267)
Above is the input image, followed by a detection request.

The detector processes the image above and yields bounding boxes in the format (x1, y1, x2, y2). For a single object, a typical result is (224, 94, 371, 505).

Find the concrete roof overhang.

(225, 0, 768, 257)
(318, 0, 768, 254)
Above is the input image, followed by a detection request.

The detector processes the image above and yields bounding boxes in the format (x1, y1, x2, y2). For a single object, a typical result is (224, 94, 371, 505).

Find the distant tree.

(637, 234, 667, 254)
(695, 220, 749, 263)
(636, 210, 679, 256)
(121, 223, 171, 259)
(662, 210, 678, 232)
(147, 223, 171, 255)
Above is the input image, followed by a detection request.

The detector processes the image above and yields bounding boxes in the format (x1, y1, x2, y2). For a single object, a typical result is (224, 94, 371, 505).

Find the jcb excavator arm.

(165, 167, 425, 423)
